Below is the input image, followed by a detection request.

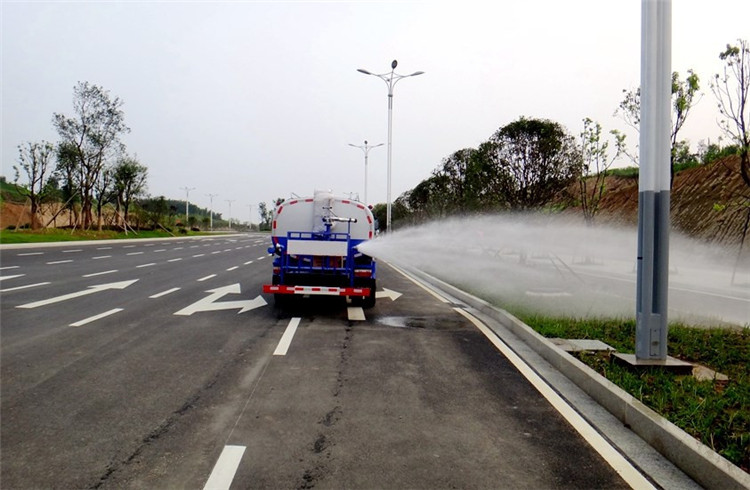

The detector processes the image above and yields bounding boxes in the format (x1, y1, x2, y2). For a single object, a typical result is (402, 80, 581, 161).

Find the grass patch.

(0, 228, 216, 244)
(519, 314, 750, 472)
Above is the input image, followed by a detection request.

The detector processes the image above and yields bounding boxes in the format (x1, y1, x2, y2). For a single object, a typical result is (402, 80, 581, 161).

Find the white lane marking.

(17, 280, 139, 309)
(198, 274, 217, 282)
(243, 261, 254, 265)
(46, 260, 73, 265)
(223, 249, 232, 252)
(0, 266, 20, 270)
(453, 308, 656, 490)
(70, 308, 124, 327)
(144, 243, 155, 247)
(174, 285, 267, 316)
(62, 249, 83, 253)
(93, 255, 112, 260)
(274, 317, 301, 356)
(212, 251, 222, 254)
(123, 245, 136, 248)
(226, 266, 239, 271)
(256, 256, 265, 261)
(150, 287, 180, 298)
(174, 247, 184, 250)
(168, 258, 183, 262)
(347, 307, 366, 321)
(0, 274, 25, 281)
(136, 263, 157, 268)
(193, 254, 205, 258)
(126, 252, 144, 256)
(235, 247, 243, 250)
(154, 249, 167, 253)
(0, 282, 50, 292)
(18, 252, 43, 256)
(83, 270, 118, 278)
(190, 245, 199, 248)
(97, 246, 112, 250)
(203, 445, 246, 490)
(375, 288, 402, 301)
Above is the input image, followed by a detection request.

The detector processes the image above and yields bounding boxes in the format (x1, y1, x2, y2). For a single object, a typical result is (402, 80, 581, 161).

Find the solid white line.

(93, 255, 112, 260)
(203, 445, 246, 490)
(150, 287, 180, 298)
(198, 274, 217, 282)
(0, 266, 20, 270)
(136, 263, 157, 268)
(347, 306, 366, 321)
(83, 270, 117, 277)
(18, 252, 43, 256)
(274, 317, 301, 356)
(453, 307, 655, 490)
(127, 252, 144, 256)
(70, 308, 124, 327)
(0, 282, 50, 292)
(47, 260, 73, 265)
(0, 274, 25, 281)
(168, 258, 183, 262)
(226, 266, 239, 271)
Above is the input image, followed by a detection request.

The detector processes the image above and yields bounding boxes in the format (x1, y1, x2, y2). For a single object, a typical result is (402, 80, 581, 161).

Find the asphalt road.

(1, 234, 657, 488)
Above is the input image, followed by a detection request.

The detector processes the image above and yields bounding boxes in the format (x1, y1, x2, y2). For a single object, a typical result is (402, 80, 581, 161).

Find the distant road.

(1, 234, 683, 488)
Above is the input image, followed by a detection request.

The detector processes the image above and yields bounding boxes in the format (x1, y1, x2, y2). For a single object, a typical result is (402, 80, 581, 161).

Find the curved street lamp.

(357, 59, 424, 231)
(348, 140, 383, 206)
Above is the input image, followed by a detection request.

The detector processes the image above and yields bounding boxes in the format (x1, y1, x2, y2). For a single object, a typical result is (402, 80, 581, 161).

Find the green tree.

(53, 81, 129, 229)
(113, 156, 148, 228)
(488, 117, 580, 210)
(13, 141, 56, 229)
(616, 70, 701, 184)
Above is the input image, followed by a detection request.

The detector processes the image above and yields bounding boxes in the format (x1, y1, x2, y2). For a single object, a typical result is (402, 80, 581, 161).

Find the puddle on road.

(376, 316, 465, 330)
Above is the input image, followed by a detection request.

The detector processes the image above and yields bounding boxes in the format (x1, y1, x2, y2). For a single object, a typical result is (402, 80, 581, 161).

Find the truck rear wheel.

(361, 279, 376, 309)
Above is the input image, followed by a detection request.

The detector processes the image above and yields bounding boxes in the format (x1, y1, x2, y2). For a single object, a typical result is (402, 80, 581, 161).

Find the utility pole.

(248, 204, 253, 231)
(206, 193, 218, 231)
(226, 199, 235, 230)
(180, 186, 195, 226)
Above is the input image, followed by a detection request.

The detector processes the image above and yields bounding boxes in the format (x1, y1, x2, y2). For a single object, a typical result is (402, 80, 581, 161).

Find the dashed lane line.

(0, 274, 25, 281)
(70, 308, 124, 327)
(62, 249, 83, 253)
(273, 317, 301, 356)
(0, 266, 20, 270)
(83, 270, 118, 278)
(150, 287, 180, 298)
(93, 255, 112, 260)
(46, 260, 73, 265)
(0, 282, 50, 293)
(226, 266, 239, 271)
(168, 258, 183, 262)
(203, 445, 246, 490)
(18, 252, 43, 256)
(198, 274, 217, 282)
(126, 252, 144, 256)
(136, 263, 157, 268)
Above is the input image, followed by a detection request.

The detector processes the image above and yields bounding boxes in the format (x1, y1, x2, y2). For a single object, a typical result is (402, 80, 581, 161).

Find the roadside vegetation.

(0, 228, 216, 244)
(517, 314, 749, 472)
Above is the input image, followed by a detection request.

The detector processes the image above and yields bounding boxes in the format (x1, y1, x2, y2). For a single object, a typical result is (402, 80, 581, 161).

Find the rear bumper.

(263, 284, 370, 297)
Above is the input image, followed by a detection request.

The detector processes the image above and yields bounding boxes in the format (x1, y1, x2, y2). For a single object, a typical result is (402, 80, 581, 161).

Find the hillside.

(575, 155, 749, 250)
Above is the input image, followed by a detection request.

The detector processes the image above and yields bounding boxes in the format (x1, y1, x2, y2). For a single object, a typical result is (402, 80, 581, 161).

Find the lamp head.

(357, 68, 371, 75)
(391, 60, 398, 69)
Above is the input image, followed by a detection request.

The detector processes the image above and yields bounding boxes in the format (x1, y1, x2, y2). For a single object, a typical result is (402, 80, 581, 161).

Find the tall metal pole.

(348, 140, 383, 205)
(636, 0, 671, 360)
(248, 204, 253, 231)
(206, 193, 218, 231)
(226, 199, 235, 230)
(180, 186, 195, 226)
(357, 60, 424, 231)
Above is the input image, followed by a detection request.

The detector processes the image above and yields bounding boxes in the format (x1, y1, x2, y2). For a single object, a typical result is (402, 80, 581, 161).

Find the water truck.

(262, 191, 377, 308)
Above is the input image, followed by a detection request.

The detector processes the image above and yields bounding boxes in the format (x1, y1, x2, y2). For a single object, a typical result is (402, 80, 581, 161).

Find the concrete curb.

(408, 268, 750, 490)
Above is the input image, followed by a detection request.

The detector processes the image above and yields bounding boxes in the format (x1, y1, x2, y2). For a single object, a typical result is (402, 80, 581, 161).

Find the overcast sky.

(2, 0, 748, 222)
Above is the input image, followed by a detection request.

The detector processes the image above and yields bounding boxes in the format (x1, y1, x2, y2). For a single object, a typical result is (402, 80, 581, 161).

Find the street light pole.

(348, 140, 383, 205)
(226, 199, 235, 230)
(248, 204, 253, 231)
(180, 186, 195, 226)
(206, 193, 218, 231)
(357, 60, 424, 231)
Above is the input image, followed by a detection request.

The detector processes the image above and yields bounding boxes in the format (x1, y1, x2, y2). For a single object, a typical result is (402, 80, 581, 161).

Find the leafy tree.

(92, 164, 115, 230)
(113, 156, 148, 228)
(53, 81, 129, 229)
(616, 70, 701, 183)
(13, 141, 56, 229)
(712, 39, 750, 187)
(258, 202, 272, 230)
(488, 117, 580, 210)
(578, 118, 626, 225)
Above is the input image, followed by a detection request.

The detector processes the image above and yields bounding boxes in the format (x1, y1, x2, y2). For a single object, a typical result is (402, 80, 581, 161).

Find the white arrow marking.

(17, 279, 139, 309)
(375, 288, 402, 301)
(174, 283, 267, 316)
